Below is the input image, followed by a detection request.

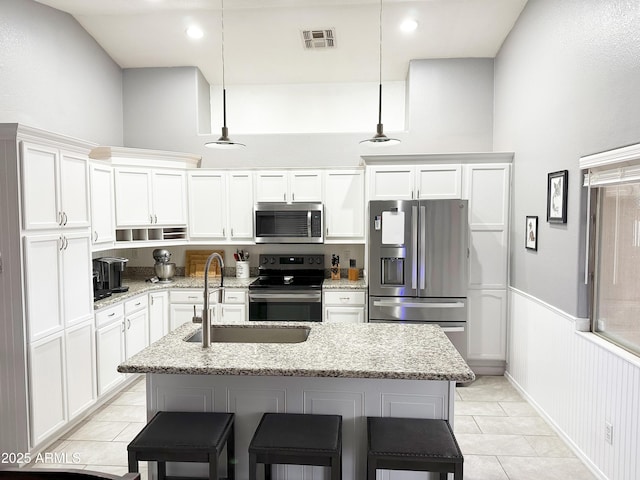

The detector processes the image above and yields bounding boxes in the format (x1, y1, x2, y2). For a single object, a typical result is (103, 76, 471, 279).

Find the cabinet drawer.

(223, 289, 247, 304)
(95, 303, 124, 328)
(170, 289, 220, 304)
(125, 295, 148, 314)
(324, 291, 366, 306)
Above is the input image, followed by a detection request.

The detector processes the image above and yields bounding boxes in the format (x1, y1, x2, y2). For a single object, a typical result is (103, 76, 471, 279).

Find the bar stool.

(367, 417, 463, 480)
(248, 413, 342, 480)
(127, 411, 235, 480)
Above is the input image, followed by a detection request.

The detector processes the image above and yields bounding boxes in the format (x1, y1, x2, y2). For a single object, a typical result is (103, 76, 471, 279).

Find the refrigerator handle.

(411, 205, 418, 289)
(419, 204, 426, 290)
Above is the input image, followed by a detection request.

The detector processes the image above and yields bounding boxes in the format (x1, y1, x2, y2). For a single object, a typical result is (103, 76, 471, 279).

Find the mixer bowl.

(154, 262, 176, 281)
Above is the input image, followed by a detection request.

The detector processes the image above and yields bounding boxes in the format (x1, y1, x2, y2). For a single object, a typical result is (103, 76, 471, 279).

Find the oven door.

(249, 290, 322, 322)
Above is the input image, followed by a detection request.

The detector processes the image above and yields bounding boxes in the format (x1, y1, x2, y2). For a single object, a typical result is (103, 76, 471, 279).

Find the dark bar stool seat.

(127, 411, 235, 480)
(367, 417, 463, 480)
(248, 413, 342, 480)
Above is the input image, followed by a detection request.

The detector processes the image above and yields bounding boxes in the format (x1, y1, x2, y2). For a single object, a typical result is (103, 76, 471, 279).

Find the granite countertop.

(95, 276, 367, 310)
(117, 321, 475, 382)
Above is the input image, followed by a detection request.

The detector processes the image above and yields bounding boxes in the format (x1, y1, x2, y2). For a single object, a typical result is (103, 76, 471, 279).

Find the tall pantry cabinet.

(0, 124, 96, 459)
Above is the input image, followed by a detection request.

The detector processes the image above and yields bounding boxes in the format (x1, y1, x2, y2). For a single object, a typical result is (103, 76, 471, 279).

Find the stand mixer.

(153, 249, 176, 283)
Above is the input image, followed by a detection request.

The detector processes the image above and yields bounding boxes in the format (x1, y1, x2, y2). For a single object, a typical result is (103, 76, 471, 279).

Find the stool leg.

(455, 463, 463, 480)
(227, 426, 235, 480)
(127, 451, 138, 474)
(440, 473, 448, 480)
(157, 461, 166, 480)
(367, 456, 376, 480)
(248, 452, 257, 480)
(209, 451, 219, 480)
(330, 453, 341, 480)
(264, 463, 271, 480)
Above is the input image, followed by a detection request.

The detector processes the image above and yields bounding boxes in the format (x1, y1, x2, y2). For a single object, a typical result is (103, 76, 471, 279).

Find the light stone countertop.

(117, 321, 475, 382)
(94, 276, 367, 309)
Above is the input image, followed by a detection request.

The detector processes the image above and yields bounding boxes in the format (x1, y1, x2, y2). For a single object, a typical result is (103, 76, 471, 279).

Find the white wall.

(0, 0, 123, 145)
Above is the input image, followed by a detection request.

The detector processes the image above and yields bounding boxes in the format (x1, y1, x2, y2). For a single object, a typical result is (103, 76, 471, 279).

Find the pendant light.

(360, 0, 400, 145)
(205, 0, 245, 149)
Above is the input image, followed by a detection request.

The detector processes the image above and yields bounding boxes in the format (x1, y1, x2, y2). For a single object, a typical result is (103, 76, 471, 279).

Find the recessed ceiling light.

(400, 19, 418, 33)
(186, 25, 204, 39)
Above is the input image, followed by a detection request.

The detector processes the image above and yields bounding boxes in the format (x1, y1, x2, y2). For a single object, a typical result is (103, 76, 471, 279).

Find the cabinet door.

(415, 165, 462, 199)
(368, 166, 414, 200)
(221, 303, 246, 323)
(290, 171, 322, 203)
(23, 235, 62, 341)
(29, 332, 66, 447)
(467, 289, 507, 361)
(90, 164, 116, 246)
(96, 320, 125, 396)
(59, 150, 90, 228)
(61, 233, 94, 328)
(324, 170, 365, 240)
(324, 307, 365, 323)
(188, 171, 227, 239)
(114, 168, 152, 226)
(21, 142, 60, 230)
(170, 304, 199, 331)
(125, 309, 149, 359)
(255, 171, 288, 202)
(228, 171, 254, 240)
(149, 291, 169, 343)
(65, 321, 96, 419)
(152, 170, 186, 225)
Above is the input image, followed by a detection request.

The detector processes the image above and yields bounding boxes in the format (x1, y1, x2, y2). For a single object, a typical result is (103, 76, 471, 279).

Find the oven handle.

(249, 292, 322, 302)
(373, 300, 465, 308)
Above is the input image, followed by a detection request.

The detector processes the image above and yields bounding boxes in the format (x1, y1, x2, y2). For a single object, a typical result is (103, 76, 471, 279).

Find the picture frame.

(547, 170, 568, 223)
(525, 215, 538, 251)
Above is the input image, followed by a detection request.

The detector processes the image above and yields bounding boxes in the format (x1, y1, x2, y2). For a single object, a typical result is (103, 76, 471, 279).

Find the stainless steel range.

(249, 254, 325, 322)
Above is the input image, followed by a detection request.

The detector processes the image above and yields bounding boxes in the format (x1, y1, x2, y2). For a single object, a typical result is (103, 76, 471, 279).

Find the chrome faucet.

(192, 252, 224, 348)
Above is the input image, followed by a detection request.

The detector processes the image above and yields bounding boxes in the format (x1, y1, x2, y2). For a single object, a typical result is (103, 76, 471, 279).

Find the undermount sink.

(186, 326, 310, 344)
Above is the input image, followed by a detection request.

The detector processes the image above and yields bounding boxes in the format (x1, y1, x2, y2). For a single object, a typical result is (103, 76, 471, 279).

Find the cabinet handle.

(230, 228, 233, 237)
(59, 236, 64, 251)
(411, 191, 414, 199)
(150, 214, 153, 224)
(57, 211, 62, 226)
(154, 214, 158, 224)
(223, 228, 226, 237)
(292, 192, 295, 202)
(121, 321, 125, 333)
(417, 190, 420, 199)
(64, 237, 69, 250)
(93, 230, 98, 242)
(135, 302, 141, 306)
(62, 212, 68, 226)
(127, 318, 131, 329)
(188, 296, 199, 300)
(284, 193, 286, 202)
(108, 312, 115, 317)
(340, 297, 350, 301)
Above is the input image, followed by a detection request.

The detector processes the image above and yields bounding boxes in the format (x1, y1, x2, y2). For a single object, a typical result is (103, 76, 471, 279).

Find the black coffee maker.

(93, 257, 129, 299)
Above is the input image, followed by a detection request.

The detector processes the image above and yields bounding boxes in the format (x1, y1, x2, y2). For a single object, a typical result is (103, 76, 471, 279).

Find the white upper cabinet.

(368, 165, 462, 200)
(227, 171, 254, 240)
(114, 167, 186, 227)
(21, 142, 90, 231)
(188, 171, 227, 239)
(255, 170, 322, 203)
(89, 163, 115, 248)
(324, 170, 365, 241)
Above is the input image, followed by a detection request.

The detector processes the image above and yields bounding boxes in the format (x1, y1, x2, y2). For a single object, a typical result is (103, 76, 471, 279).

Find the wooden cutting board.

(185, 250, 225, 277)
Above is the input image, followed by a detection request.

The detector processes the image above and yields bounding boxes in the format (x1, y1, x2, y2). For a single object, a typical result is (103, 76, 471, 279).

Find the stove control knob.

(269, 257, 276, 265)
(308, 257, 313, 264)
(315, 257, 322, 264)
(261, 257, 269, 265)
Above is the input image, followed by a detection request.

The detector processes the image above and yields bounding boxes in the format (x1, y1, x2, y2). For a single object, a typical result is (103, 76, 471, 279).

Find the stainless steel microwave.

(254, 203, 324, 243)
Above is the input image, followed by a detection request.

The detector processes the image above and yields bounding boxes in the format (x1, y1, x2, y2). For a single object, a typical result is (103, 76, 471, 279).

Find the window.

(582, 142, 640, 357)
(591, 182, 640, 355)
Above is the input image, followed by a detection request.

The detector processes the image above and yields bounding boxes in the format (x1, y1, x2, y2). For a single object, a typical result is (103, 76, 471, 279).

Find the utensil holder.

(236, 261, 250, 279)
(330, 265, 340, 280)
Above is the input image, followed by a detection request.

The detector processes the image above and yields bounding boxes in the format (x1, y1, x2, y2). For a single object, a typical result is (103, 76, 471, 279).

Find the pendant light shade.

(205, 0, 245, 149)
(360, 0, 399, 146)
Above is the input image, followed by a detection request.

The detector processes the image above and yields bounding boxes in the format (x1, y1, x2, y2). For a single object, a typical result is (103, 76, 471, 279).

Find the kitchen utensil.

(154, 262, 176, 282)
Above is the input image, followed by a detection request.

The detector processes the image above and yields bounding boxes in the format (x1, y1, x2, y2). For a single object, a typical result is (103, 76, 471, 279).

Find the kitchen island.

(118, 322, 474, 480)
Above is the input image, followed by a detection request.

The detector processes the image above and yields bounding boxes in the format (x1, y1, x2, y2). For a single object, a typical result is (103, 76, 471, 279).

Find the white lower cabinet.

(149, 291, 169, 343)
(65, 320, 96, 420)
(323, 290, 366, 323)
(124, 295, 149, 359)
(467, 289, 508, 362)
(96, 305, 126, 396)
(221, 289, 248, 322)
(170, 289, 219, 332)
(29, 332, 66, 447)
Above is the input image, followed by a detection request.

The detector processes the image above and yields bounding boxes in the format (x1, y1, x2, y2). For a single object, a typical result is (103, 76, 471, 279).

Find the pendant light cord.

(378, 0, 383, 126)
(221, 0, 227, 128)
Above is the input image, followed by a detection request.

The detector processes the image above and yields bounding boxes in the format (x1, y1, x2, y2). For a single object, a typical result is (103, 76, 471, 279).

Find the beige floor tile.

(110, 391, 146, 406)
(499, 401, 538, 417)
(55, 440, 130, 466)
(65, 420, 129, 441)
(525, 435, 576, 458)
(455, 433, 537, 456)
(113, 422, 146, 442)
(458, 385, 523, 402)
(463, 455, 509, 480)
(474, 416, 555, 436)
(498, 455, 598, 480)
(93, 405, 147, 423)
(455, 401, 506, 416)
(454, 415, 481, 434)
(29, 464, 87, 470)
(127, 377, 146, 392)
(85, 464, 148, 480)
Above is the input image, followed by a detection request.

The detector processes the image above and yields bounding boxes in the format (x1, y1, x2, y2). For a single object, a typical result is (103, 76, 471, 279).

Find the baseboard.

(468, 359, 506, 376)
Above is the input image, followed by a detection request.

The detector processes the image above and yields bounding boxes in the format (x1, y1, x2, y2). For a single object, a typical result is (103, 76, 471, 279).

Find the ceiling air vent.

(301, 29, 336, 49)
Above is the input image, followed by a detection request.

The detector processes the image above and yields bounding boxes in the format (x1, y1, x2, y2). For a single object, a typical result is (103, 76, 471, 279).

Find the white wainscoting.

(507, 288, 640, 480)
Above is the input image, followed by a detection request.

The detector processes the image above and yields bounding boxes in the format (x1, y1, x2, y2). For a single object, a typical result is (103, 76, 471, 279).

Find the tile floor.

(27, 375, 598, 479)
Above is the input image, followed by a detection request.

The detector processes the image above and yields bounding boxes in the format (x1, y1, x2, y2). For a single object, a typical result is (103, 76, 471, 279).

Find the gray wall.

(494, 0, 640, 317)
(122, 59, 495, 168)
(0, 0, 123, 145)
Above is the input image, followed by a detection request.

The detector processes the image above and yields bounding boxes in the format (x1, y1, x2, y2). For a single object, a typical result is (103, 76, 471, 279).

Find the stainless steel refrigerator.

(368, 199, 469, 360)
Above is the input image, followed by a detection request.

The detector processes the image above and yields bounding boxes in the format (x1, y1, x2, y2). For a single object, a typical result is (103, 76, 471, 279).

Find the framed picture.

(525, 216, 538, 250)
(547, 170, 568, 223)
